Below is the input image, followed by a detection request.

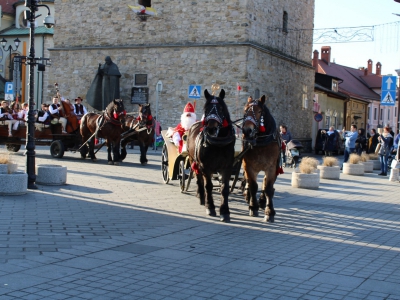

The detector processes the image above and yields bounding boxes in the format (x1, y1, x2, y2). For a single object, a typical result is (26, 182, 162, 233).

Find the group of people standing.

(341, 124, 399, 176)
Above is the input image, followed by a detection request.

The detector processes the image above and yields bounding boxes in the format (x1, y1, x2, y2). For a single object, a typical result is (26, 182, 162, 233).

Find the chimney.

(364, 68, 368, 76)
(367, 59, 373, 75)
(376, 62, 382, 75)
(321, 46, 331, 64)
(312, 50, 319, 72)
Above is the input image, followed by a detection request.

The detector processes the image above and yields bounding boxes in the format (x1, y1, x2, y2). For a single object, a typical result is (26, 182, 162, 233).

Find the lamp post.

(19, 0, 54, 189)
(1, 38, 20, 81)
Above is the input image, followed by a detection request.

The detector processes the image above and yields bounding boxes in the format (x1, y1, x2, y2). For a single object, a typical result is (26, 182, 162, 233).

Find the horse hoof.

(220, 214, 230, 222)
(263, 215, 274, 223)
(108, 161, 114, 165)
(92, 159, 97, 162)
(249, 209, 259, 217)
(141, 162, 147, 166)
(206, 209, 216, 216)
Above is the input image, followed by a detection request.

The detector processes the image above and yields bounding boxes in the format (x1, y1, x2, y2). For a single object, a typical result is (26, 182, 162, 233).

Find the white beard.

(181, 113, 197, 130)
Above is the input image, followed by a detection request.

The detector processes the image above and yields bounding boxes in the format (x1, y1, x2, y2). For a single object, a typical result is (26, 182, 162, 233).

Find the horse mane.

(261, 102, 276, 135)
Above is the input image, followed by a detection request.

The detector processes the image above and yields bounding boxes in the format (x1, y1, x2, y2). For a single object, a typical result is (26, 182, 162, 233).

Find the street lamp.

(19, 0, 54, 189)
(0, 37, 20, 81)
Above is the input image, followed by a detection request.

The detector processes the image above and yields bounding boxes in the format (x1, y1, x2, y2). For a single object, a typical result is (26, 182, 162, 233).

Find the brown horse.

(120, 104, 154, 165)
(59, 100, 80, 133)
(241, 95, 281, 222)
(187, 89, 236, 222)
(80, 99, 126, 164)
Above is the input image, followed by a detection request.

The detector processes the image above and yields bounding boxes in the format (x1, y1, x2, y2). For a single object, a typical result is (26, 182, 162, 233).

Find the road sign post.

(381, 76, 397, 106)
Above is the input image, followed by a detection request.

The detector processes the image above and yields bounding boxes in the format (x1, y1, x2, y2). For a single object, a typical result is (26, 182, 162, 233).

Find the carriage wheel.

(6, 144, 21, 153)
(161, 144, 169, 184)
(185, 168, 193, 192)
(50, 140, 65, 158)
(179, 159, 186, 193)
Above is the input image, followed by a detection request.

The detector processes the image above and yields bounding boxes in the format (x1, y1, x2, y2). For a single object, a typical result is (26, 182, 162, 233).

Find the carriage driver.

(168, 102, 197, 153)
(49, 96, 68, 133)
(74, 97, 87, 121)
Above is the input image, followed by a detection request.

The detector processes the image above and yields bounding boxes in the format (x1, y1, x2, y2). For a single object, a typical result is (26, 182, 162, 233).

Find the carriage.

(0, 122, 82, 158)
(160, 129, 243, 193)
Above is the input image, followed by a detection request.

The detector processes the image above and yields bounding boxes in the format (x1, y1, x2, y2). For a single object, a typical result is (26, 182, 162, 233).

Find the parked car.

(314, 129, 344, 155)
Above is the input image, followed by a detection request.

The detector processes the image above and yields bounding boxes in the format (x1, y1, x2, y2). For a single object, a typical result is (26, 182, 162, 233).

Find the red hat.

(183, 103, 195, 113)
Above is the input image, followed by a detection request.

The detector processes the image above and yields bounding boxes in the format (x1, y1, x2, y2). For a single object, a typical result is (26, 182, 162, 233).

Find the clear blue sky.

(313, 0, 400, 76)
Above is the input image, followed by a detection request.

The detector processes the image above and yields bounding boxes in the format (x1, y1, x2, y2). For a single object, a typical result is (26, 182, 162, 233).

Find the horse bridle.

(203, 97, 227, 136)
(243, 101, 263, 137)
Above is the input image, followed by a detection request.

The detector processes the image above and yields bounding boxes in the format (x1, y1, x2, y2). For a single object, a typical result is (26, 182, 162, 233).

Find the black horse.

(187, 89, 236, 222)
(120, 104, 154, 165)
(241, 95, 281, 222)
(80, 99, 126, 164)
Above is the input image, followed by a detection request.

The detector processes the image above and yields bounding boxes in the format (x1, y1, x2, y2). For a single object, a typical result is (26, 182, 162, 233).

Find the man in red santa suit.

(171, 102, 197, 152)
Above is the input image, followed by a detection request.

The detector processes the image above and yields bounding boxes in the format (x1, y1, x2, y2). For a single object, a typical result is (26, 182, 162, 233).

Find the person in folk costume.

(170, 102, 197, 153)
(74, 97, 87, 121)
(13, 102, 29, 131)
(48, 96, 68, 133)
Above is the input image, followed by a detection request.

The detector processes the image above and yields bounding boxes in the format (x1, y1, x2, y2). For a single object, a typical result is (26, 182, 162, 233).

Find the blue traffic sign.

(381, 76, 397, 106)
(4, 82, 14, 101)
(188, 85, 201, 99)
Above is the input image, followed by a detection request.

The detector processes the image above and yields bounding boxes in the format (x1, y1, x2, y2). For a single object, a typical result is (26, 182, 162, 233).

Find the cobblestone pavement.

(0, 145, 400, 300)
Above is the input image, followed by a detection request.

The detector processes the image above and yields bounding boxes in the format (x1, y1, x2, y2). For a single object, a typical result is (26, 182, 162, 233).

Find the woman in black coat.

(322, 126, 337, 156)
(355, 128, 367, 155)
(367, 128, 379, 154)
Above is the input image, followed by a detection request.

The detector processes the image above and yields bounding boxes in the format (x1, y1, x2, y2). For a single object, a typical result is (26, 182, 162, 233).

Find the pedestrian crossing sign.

(381, 76, 397, 106)
(381, 91, 395, 105)
(188, 85, 201, 99)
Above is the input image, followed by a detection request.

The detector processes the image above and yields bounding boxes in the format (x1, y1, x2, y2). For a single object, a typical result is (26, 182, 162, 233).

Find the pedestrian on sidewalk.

(377, 126, 393, 176)
(341, 124, 358, 169)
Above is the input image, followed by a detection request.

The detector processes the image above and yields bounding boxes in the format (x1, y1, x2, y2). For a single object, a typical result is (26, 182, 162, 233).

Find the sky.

(313, 0, 400, 76)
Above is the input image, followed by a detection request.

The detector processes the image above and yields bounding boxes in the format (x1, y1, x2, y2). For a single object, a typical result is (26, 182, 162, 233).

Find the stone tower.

(48, 0, 315, 140)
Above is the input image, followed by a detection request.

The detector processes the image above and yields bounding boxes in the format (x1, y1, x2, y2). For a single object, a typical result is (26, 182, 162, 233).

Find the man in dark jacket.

(355, 128, 367, 155)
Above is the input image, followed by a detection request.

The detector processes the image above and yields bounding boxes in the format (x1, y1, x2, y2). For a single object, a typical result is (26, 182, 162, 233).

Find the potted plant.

(0, 152, 27, 195)
(342, 153, 364, 176)
(317, 156, 340, 180)
(360, 153, 373, 173)
(292, 157, 320, 189)
(368, 153, 381, 170)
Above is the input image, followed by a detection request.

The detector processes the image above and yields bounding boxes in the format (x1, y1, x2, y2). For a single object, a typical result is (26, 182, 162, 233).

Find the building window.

(254, 89, 260, 99)
(282, 11, 288, 33)
(380, 108, 383, 120)
(138, 0, 151, 6)
(374, 108, 377, 120)
(325, 115, 330, 127)
(332, 80, 338, 92)
(388, 109, 390, 120)
(367, 106, 370, 120)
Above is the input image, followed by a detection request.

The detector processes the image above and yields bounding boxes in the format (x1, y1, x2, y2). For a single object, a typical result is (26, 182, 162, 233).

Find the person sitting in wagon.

(35, 103, 51, 129)
(0, 100, 16, 137)
(12, 103, 29, 131)
(74, 97, 87, 121)
(49, 96, 68, 133)
(167, 102, 197, 153)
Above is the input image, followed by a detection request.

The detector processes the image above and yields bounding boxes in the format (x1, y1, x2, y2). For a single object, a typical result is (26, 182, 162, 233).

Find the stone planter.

(317, 165, 340, 180)
(291, 171, 320, 189)
(342, 163, 364, 176)
(371, 159, 380, 170)
(389, 168, 399, 182)
(0, 164, 7, 174)
(362, 161, 374, 173)
(0, 171, 28, 195)
(36, 164, 67, 185)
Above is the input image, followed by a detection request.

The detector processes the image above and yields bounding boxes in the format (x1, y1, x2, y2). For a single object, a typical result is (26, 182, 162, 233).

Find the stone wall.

(47, 0, 315, 141)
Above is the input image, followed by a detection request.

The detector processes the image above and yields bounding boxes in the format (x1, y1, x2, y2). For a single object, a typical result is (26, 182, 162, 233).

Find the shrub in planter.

(368, 153, 381, 170)
(0, 152, 27, 195)
(343, 154, 364, 176)
(318, 157, 340, 180)
(292, 156, 320, 189)
(360, 153, 373, 173)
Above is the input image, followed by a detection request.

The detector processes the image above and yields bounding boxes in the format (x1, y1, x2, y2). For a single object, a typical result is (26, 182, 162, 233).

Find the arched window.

(254, 89, 260, 99)
(283, 11, 288, 33)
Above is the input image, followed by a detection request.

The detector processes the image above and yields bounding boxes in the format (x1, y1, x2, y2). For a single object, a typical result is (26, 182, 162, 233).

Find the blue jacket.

(394, 133, 400, 150)
(345, 131, 358, 148)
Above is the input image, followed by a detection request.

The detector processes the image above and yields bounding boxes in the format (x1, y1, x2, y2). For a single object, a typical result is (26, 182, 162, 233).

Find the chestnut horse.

(241, 95, 281, 222)
(80, 99, 126, 164)
(187, 89, 236, 222)
(120, 104, 154, 165)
